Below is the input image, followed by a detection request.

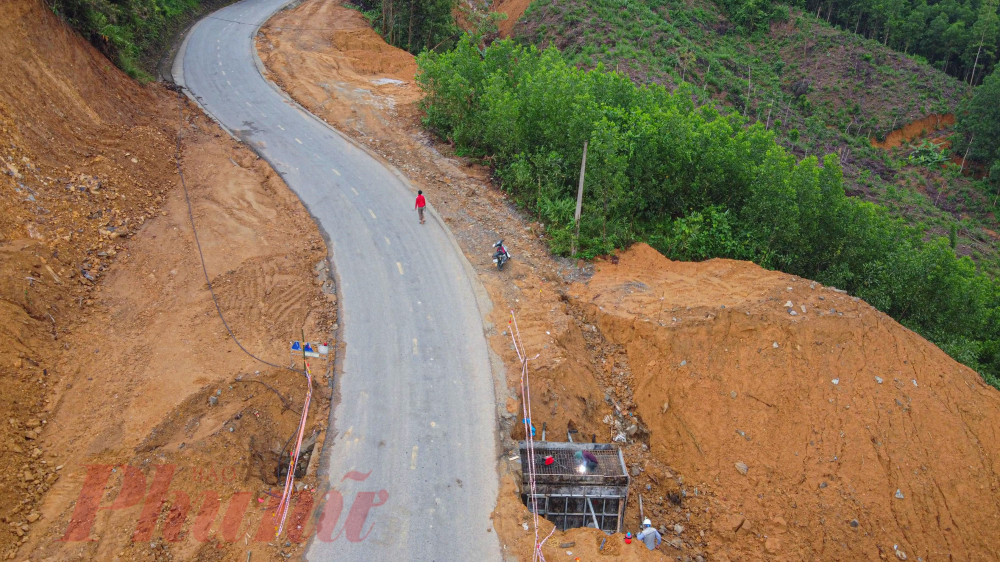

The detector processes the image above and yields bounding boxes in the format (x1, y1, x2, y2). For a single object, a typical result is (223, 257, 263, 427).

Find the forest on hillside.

(417, 38, 1000, 384)
(798, 0, 999, 83)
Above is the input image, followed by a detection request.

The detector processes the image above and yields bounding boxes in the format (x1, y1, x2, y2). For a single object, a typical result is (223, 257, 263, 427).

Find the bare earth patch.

(2, 1, 336, 561)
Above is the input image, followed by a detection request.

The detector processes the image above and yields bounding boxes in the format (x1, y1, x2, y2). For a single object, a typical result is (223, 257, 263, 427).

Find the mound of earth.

(568, 243, 1000, 560)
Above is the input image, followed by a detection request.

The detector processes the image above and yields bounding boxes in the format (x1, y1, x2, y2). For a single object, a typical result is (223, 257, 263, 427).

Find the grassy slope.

(512, 0, 1000, 273)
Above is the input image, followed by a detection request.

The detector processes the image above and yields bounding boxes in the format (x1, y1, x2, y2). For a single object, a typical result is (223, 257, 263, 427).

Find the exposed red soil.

(569, 244, 1000, 561)
(493, 0, 532, 37)
(1, 1, 336, 560)
(871, 113, 955, 150)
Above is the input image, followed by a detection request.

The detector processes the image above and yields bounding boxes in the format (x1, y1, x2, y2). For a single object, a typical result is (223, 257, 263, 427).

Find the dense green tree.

(956, 68, 1000, 185)
(965, 0, 1000, 84)
(352, 0, 458, 53)
(47, 0, 204, 78)
(417, 37, 1000, 382)
(803, 0, 1000, 82)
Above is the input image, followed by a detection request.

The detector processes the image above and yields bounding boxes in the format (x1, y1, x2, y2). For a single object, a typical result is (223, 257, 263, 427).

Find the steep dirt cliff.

(1, 2, 335, 560)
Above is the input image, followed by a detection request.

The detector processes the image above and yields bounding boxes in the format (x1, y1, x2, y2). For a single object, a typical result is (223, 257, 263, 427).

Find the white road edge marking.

(410, 446, 418, 469)
(396, 262, 404, 275)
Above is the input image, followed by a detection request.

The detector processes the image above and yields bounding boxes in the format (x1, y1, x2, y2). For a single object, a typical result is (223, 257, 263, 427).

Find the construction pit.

(519, 441, 630, 533)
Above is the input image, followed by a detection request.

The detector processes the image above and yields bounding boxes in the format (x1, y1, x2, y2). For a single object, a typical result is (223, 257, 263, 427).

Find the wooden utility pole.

(572, 141, 588, 257)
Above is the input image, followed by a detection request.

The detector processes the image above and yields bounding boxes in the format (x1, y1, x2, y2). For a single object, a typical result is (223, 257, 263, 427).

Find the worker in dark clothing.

(573, 450, 599, 472)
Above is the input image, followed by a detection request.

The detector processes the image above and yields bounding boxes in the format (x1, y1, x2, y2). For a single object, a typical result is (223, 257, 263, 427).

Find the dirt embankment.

(2, 1, 336, 561)
(493, 0, 532, 37)
(570, 244, 1000, 561)
(870, 113, 955, 150)
(257, 2, 1000, 561)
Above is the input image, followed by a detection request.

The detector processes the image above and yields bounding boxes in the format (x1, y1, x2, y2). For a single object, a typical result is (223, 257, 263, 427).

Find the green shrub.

(417, 37, 1000, 382)
(908, 140, 948, 167)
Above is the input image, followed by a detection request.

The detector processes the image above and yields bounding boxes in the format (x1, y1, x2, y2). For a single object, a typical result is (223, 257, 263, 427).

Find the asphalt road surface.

(175, 1, 502, 560)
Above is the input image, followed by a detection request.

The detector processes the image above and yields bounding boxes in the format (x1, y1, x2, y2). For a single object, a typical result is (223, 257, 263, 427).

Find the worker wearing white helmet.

(636, 518, 662, 550)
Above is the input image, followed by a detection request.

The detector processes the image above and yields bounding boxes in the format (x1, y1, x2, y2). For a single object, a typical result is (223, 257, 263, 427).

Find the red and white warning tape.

(510, 311, 555, 562)
(275, 361, 313, 535)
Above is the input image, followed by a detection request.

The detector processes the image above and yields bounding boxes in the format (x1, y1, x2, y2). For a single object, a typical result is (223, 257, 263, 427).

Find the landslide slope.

(570, 244, 1000, 561)
(1, 2, 336, 561)
(1, 2, 182, 554)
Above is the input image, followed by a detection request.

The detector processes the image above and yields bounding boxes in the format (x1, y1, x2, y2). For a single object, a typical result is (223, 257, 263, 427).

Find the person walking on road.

(415, 190, 426, 224)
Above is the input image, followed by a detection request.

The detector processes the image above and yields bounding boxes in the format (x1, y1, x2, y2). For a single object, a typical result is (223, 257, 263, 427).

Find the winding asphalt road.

(175, 1, 502, 560)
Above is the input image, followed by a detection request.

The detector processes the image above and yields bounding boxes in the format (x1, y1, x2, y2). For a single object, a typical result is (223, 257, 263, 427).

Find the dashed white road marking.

(396, 262, 404, 275)
(245, 101, 252, 107)
(384, 236, 391, 246)
(410, 446, 418, 469)
(351, 187, 359, 195)
(221, 70, 226, 76)
(368, 209, 377, 219)
(227, 80, 232, 86)
(412, 338, 418, 355)
(332, 168, 341, 176)
(295, 138, 302, 144)
(277, 125, 284, 130)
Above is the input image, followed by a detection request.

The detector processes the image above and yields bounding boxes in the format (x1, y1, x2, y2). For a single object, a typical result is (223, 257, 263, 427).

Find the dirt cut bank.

(1, 1, 337, 560)
(569, 243, 1000, 561)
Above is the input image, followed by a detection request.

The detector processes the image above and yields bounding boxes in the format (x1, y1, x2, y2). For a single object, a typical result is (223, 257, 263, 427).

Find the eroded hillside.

(1, 2, 335, 560)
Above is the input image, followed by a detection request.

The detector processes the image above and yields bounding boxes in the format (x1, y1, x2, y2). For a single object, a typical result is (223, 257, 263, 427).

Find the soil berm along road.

(175, 1, 503, 559)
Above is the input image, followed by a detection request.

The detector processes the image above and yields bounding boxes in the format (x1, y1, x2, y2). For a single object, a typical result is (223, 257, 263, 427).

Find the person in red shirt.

(414, 190, 426, 224)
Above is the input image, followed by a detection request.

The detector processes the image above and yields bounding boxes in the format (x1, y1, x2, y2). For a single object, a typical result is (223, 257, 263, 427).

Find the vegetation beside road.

(417, 37, 1000, 384)
(47, 0, 233, 79)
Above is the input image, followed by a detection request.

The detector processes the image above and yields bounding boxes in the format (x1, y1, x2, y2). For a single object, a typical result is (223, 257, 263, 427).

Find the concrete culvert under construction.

(518, 442, 630, 533)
